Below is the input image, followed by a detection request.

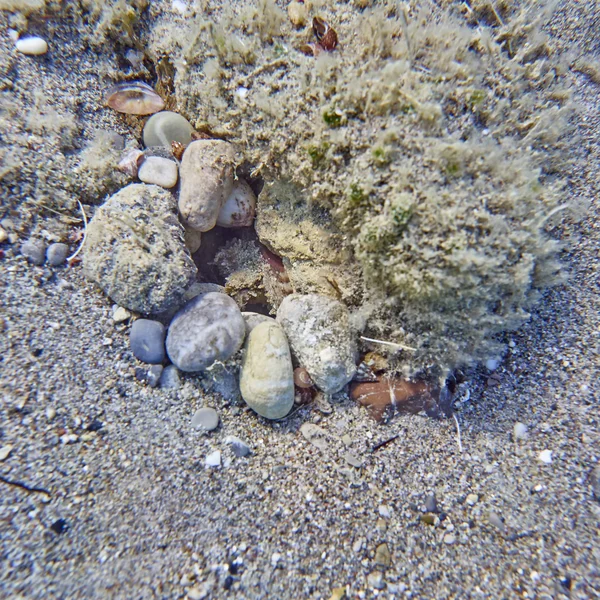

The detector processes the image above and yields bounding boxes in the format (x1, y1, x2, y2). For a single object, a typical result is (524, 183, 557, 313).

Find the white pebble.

(513, 422, 528, 440)
(205, 450, 221, 467)
(485, 357, 501, 371)
(0, 445, 13, 461)
(138, 156, 178, 188)
(16, 36, 48, 56)
(538, 449, 553, 464)
(378, 504, 392, 518)
(45, 407, 56, 421)
(465, 493, 478, 506)
(112, 306, 131, 323)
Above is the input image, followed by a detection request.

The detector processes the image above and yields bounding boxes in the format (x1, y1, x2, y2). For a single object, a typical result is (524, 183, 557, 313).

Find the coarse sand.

(1, 1, 599, 598)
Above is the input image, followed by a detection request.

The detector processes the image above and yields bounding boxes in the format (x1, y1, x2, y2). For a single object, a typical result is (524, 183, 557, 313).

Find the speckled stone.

(21, 239, 46, 265)
(46, 242, 69, 266)
(166, 292, 246, 372)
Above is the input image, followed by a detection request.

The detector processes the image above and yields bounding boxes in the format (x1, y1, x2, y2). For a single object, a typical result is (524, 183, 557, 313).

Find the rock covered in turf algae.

(166, 292, 245, 372)
(178, 140, 236, 232)
(239, 321, 294, 420)
(277, 294, 357, 394)
(83, 184, 196, 314)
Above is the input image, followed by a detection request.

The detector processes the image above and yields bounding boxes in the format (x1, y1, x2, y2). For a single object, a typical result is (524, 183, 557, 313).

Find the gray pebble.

(225, 436, 251, 457)
(21, 239, 46, 265)
(590, 465, 600, 500)
(130, 319, 166, 364)
(277, 294, 357, 394)
(83, 184, 197, 314)
(46, 242, 69, 266)
(166, 292, 246, 372)
(159, 365, 181, 389)
(201, 363, 240, 402)
(135, 364, 164, 388)
(191, 407, 219, 431)
(425, 493, 438, 513)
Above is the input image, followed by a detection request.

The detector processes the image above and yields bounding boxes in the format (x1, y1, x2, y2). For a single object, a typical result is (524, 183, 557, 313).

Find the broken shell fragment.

(143, 111, 195, 148)
(312, 17, 338, 51)
(105, 81, 165, 115)
(216, 178, 256, 228)
(117, 148, 144, 177)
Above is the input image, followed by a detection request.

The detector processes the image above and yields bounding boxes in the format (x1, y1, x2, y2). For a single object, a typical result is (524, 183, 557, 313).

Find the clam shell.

(105, 81, 165, 116)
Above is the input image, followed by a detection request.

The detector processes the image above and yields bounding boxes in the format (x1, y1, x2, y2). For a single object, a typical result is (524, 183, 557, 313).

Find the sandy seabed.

(0, 1, 599, 598)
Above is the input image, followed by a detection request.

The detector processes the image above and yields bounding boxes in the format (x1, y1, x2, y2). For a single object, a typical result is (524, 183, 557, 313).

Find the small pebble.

(16, 36, 48, 55)
(443, 533, 456, 545)
(112, 306, 131, 323)
(143, 111, 195, 147)
(488, 511, 505, 533)
(0, 227, 8, 243)
(159, 365, 181, 389)
(138, 156, 178, 188)
(134, 365, 164, 388)
(130, 319, 166, 364)
(191, 407, 219, 432)
(60, 433, 79, 444)
(424, 493, 438, 513)
(466, 493, 479, 506)
(0, 445, 13, 461)
(375, 518, 387, 534)
(46, 242, 69, 266)
(513, 422, 528, 440)
(366, 571, 385, 590)
(45, 407, 56, 421)
(21, 239, 46, 265)
(378, 505, 391, 519)
(205, 450, 221, 468)
(225, 436, 251, 457)
(343, 452, 363, 468)
(374, 543, 391, 567)
(485, 357, 501, 371)
(589, 465, 600, 500)
(538, 449, 553, 464)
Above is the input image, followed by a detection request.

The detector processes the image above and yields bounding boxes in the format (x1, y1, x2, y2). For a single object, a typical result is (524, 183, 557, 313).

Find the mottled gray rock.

(83, 184, 197, 314)
(239, 321, 294, 420)
(159, 365, 181, 389)
(277, 294, 357, 394)
(201, 363, 241, 402)
(135, 364, 163, 388)
(225, 436, 251, 457)
(130, 319, 165, 364)
(21, 239, 46, 265)
(178, 140, 236, 232)
(166, 292, 245, 372)
(46, 242, 69, 266)
(191, 407, 219, 431)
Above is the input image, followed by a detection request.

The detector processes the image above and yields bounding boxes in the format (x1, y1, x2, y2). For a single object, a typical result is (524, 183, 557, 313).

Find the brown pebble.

(374, 542, 391, 567)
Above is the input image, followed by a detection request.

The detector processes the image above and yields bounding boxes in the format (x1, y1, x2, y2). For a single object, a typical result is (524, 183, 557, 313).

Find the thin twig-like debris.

(360, 336, 416, 352)
(67, 200, 88, 262)
(0, 474, 51, 495)
(372, 434, 400, 452)
(453, 413, 463, 453)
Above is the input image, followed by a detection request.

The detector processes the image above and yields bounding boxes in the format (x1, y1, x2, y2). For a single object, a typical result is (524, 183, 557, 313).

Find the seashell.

(216, 178, 256, 228)
(105, 81, 165, 116)
(117, 148, 144, 177)
(312, 17, 338, 51)
(354, 361, 378, 382)
(293, 367, 314, 388)
(298, 42, 323, 57)
(171, 141, 186, 161)
(143, 111, 195, 148)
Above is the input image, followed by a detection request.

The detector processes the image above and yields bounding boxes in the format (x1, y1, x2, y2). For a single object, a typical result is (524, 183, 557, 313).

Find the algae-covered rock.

(165, 292, 246, 372)
(277, 294, 357, 394)
(83, 183, 196, 314)
(240, 321, 294, 420)
(178, 139, 236, 232)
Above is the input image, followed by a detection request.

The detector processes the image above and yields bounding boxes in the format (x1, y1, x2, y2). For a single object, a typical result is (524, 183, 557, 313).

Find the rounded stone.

(46, 242, 69, 266)
(130, 319, 166, 364)
(21, 239, 46, 265)
(239, 321, 294, 420)
(166, 292, 246, 372)
(242, 312, 276, 335)
(83, 184, 197, 315)
(159, 365, 181, 389)
(143, 111, 195, 148)
(178, 140, 236, 232)
(276, 294, 357, 394)
(191, 407, 219, 431)
(216, 178, 256, 228)
(16, 36, 48, 55)
(138, 156, 178, 188)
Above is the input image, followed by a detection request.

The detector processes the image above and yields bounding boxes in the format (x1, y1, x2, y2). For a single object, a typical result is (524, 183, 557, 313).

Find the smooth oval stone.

(166, 292, 246, 372)
(242, 312, 276, 335)
(21, 239, 46, 265)
(138, 156, 178, 188)
(240, 321, 294, 420)
(178, 140, 236, 232)
(277, 294, 357, 394)
(16, 36, 48, 55)
(130, 319, 165, 364)
(159, 365, 181, 389)
(191, 407, 219, 431)
(216, 178, 256, 227)
(143, 111, 195, 148)
(46, 242, 69, 266)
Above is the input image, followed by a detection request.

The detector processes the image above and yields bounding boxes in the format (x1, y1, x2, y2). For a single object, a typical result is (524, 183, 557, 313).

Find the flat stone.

(143, 111, 195, 147)
(538, 449, 553, 464)
(21, 239, 46, 265)
(443, 533, 457, 545)
(191, 407, 219, 431)
(425, 493, 438, 513)
(83, 184, 196, 315)
(591, 465, 600, 500)
(239, 321, 294, 420)
(513, 422, 528, 440)
(138, 156, 178, 188)
(130, 319, 166, 364)
(367, 571, 385, 590)
(374, 543, 391, 568)
(0, 445, 13, 461)
(205, 450, 221, 468)
(166, 292, 245, 372)
(46, 242, 69, 266)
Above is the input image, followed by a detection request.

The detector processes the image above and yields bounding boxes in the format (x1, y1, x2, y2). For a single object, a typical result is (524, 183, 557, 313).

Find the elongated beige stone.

(240, 321, 294, 420)
(178, 140, 236, 232)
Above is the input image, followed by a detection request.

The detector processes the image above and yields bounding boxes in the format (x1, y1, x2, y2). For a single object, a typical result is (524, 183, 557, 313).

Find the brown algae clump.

(144, 1, 576, 374)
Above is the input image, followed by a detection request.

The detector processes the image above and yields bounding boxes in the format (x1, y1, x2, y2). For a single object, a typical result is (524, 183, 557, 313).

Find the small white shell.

(16, 36, 48, 56)
(216, 178, 256, 228)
